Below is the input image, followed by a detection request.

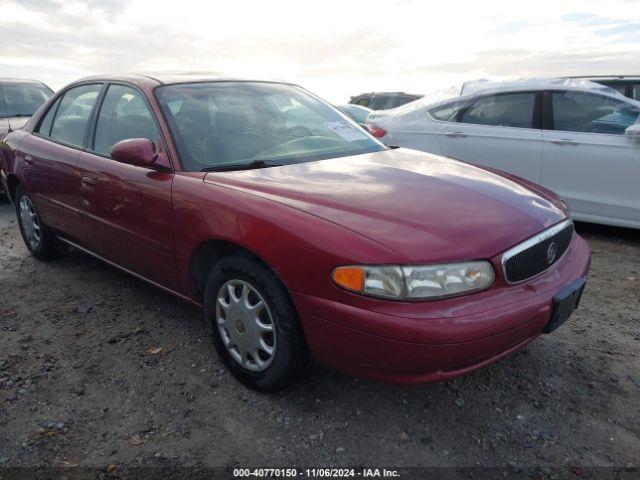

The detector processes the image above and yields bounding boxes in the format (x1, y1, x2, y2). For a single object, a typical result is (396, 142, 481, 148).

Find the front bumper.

(293, 234, 591, 384)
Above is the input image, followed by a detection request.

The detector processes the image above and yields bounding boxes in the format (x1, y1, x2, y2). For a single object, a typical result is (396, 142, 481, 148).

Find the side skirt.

(57, 237, 204, 309)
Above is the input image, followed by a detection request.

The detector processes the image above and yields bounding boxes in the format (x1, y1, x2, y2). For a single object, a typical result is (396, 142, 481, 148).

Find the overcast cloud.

(1, 0, 639, 102)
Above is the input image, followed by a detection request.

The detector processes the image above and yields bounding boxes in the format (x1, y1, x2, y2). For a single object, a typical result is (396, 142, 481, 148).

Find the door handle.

(550, 139, 580, 146)
(24, 154, 34, 165)
(445, 131, 469, 138)
(81, 175, 97, 187)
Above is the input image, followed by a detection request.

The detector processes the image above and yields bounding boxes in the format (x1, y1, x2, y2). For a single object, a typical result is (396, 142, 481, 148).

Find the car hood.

(204, 149, 567, 262)
(0, 117, 29, 136)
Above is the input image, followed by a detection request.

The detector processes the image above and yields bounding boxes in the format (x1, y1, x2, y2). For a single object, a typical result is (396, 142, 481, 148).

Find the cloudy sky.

(1, 0, 639, 103)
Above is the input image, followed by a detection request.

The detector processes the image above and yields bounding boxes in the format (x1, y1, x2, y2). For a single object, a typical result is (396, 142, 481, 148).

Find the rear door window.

(50, 84, 102, 147)
(36, 97, 62, 137)
(93, 84, 160, 156)
(601, 83, 627, 96)
(551, 91, 640, 135)
(460, 93, 536, 128)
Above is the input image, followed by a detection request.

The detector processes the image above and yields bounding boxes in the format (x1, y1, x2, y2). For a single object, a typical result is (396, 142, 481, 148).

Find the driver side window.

(93, 84, 160, 156)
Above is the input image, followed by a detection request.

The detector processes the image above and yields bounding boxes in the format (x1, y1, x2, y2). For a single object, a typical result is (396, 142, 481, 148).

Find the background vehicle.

(0, 79, 53, 133)
(369, 78, 640, 230)
(338, 104, 372, 125)
(0, 79, 53, 197)
(1, 74, 589, 392)
(349, 91, 422, 110)
(568, 76, 640, 100)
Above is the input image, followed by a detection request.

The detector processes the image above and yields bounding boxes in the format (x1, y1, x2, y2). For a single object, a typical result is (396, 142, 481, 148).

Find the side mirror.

(111, 138, 158, 167)
(625, 124, 640, 137)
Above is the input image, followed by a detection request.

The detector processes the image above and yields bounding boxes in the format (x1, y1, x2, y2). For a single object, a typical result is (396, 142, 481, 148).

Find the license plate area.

(543, 277, 586, 333)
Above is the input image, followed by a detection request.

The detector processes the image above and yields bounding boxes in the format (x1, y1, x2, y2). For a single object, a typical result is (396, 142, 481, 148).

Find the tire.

(204, 252, 313, 392)
(15, 184, 67, 261)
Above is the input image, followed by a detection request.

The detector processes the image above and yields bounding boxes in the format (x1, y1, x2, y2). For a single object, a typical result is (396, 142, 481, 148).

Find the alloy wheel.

(19, 196, 41, 251)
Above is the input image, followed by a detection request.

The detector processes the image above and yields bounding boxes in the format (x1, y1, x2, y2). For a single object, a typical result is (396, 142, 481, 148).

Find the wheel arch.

(188, 238, 284, 303)
(5, 173, 22, 203)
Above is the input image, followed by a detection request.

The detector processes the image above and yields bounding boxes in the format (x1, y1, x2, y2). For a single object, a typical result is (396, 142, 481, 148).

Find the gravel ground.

(0, 197, 639, 478)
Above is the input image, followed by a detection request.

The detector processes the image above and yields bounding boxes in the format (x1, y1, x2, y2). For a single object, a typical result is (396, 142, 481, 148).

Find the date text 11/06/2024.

(233, 468, 401, 477)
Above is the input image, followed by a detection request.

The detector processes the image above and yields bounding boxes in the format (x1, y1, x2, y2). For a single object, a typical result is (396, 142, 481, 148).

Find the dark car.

(1, 74, 590, 392)
(0, 78, 54, 196)
(569, 76, 640, 100)
(349, 91, 422, 110)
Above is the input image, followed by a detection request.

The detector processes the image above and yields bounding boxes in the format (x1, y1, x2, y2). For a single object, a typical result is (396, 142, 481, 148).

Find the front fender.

(171, 172, 405, 303)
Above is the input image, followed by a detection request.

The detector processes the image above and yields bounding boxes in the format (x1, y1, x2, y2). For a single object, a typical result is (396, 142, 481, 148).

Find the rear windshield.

(0, 82, 53, 118)
(155, 82, 385, 171)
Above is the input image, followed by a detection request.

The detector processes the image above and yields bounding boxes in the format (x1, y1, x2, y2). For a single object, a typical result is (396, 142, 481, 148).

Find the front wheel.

(15, 184, 67, 261)
(204, 253, 312, 392)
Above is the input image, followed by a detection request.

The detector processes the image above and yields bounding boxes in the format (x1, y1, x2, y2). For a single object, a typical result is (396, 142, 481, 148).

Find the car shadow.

(574, 220, 640, 246)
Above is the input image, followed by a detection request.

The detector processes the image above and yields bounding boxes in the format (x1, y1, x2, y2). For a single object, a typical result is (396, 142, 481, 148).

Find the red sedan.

(0, 74, 590, 391)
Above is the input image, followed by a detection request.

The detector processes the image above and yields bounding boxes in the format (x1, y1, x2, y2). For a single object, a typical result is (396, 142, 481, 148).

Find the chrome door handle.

(81, 175, 97, 187)
(550, 139, 580, 145)
(24, 154, 34, 164)
(445, 131, 469, 138)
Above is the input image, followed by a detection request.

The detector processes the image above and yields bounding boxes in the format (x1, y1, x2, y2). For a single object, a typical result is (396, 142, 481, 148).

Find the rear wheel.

(204, 252, 312, 392)
(15, 184, 67, 261)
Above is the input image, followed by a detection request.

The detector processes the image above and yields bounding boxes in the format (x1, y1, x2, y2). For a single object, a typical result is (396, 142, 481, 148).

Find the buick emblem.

(546, 242, 557, 264)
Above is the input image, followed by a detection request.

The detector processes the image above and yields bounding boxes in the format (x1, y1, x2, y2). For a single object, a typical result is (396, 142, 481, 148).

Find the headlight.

(331, 261, 495, 300)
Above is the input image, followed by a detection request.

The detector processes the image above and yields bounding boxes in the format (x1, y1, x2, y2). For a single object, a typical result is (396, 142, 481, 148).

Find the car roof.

(567, 75, 640, 81)
(0, 78, 49, 86)
(69, 72, 294, 88)
(459, 78, 631, 97)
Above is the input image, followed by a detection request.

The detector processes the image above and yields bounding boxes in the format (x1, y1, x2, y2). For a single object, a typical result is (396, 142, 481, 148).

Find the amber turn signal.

(331, 266, 365, 292)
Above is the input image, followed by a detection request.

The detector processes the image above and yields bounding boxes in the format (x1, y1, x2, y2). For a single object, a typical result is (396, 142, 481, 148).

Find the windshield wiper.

(0, 113, 32, 119)
(200, 159, 283, 172)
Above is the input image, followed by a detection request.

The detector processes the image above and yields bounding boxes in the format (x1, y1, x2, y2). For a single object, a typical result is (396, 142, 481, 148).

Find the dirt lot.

(0, 196, 639, 478)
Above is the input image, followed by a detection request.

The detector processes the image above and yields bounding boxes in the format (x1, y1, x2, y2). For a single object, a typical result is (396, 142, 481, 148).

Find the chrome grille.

(502, 219, 574, 284)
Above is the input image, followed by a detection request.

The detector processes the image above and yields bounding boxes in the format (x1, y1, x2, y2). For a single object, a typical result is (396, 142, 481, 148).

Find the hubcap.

(215, 280, 276, 372)
(19, 196, 41, 250)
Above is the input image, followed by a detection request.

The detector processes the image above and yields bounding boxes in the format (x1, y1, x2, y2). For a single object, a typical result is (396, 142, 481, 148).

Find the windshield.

(0, 82, 53, 118)
(155, 82, 385, 171)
